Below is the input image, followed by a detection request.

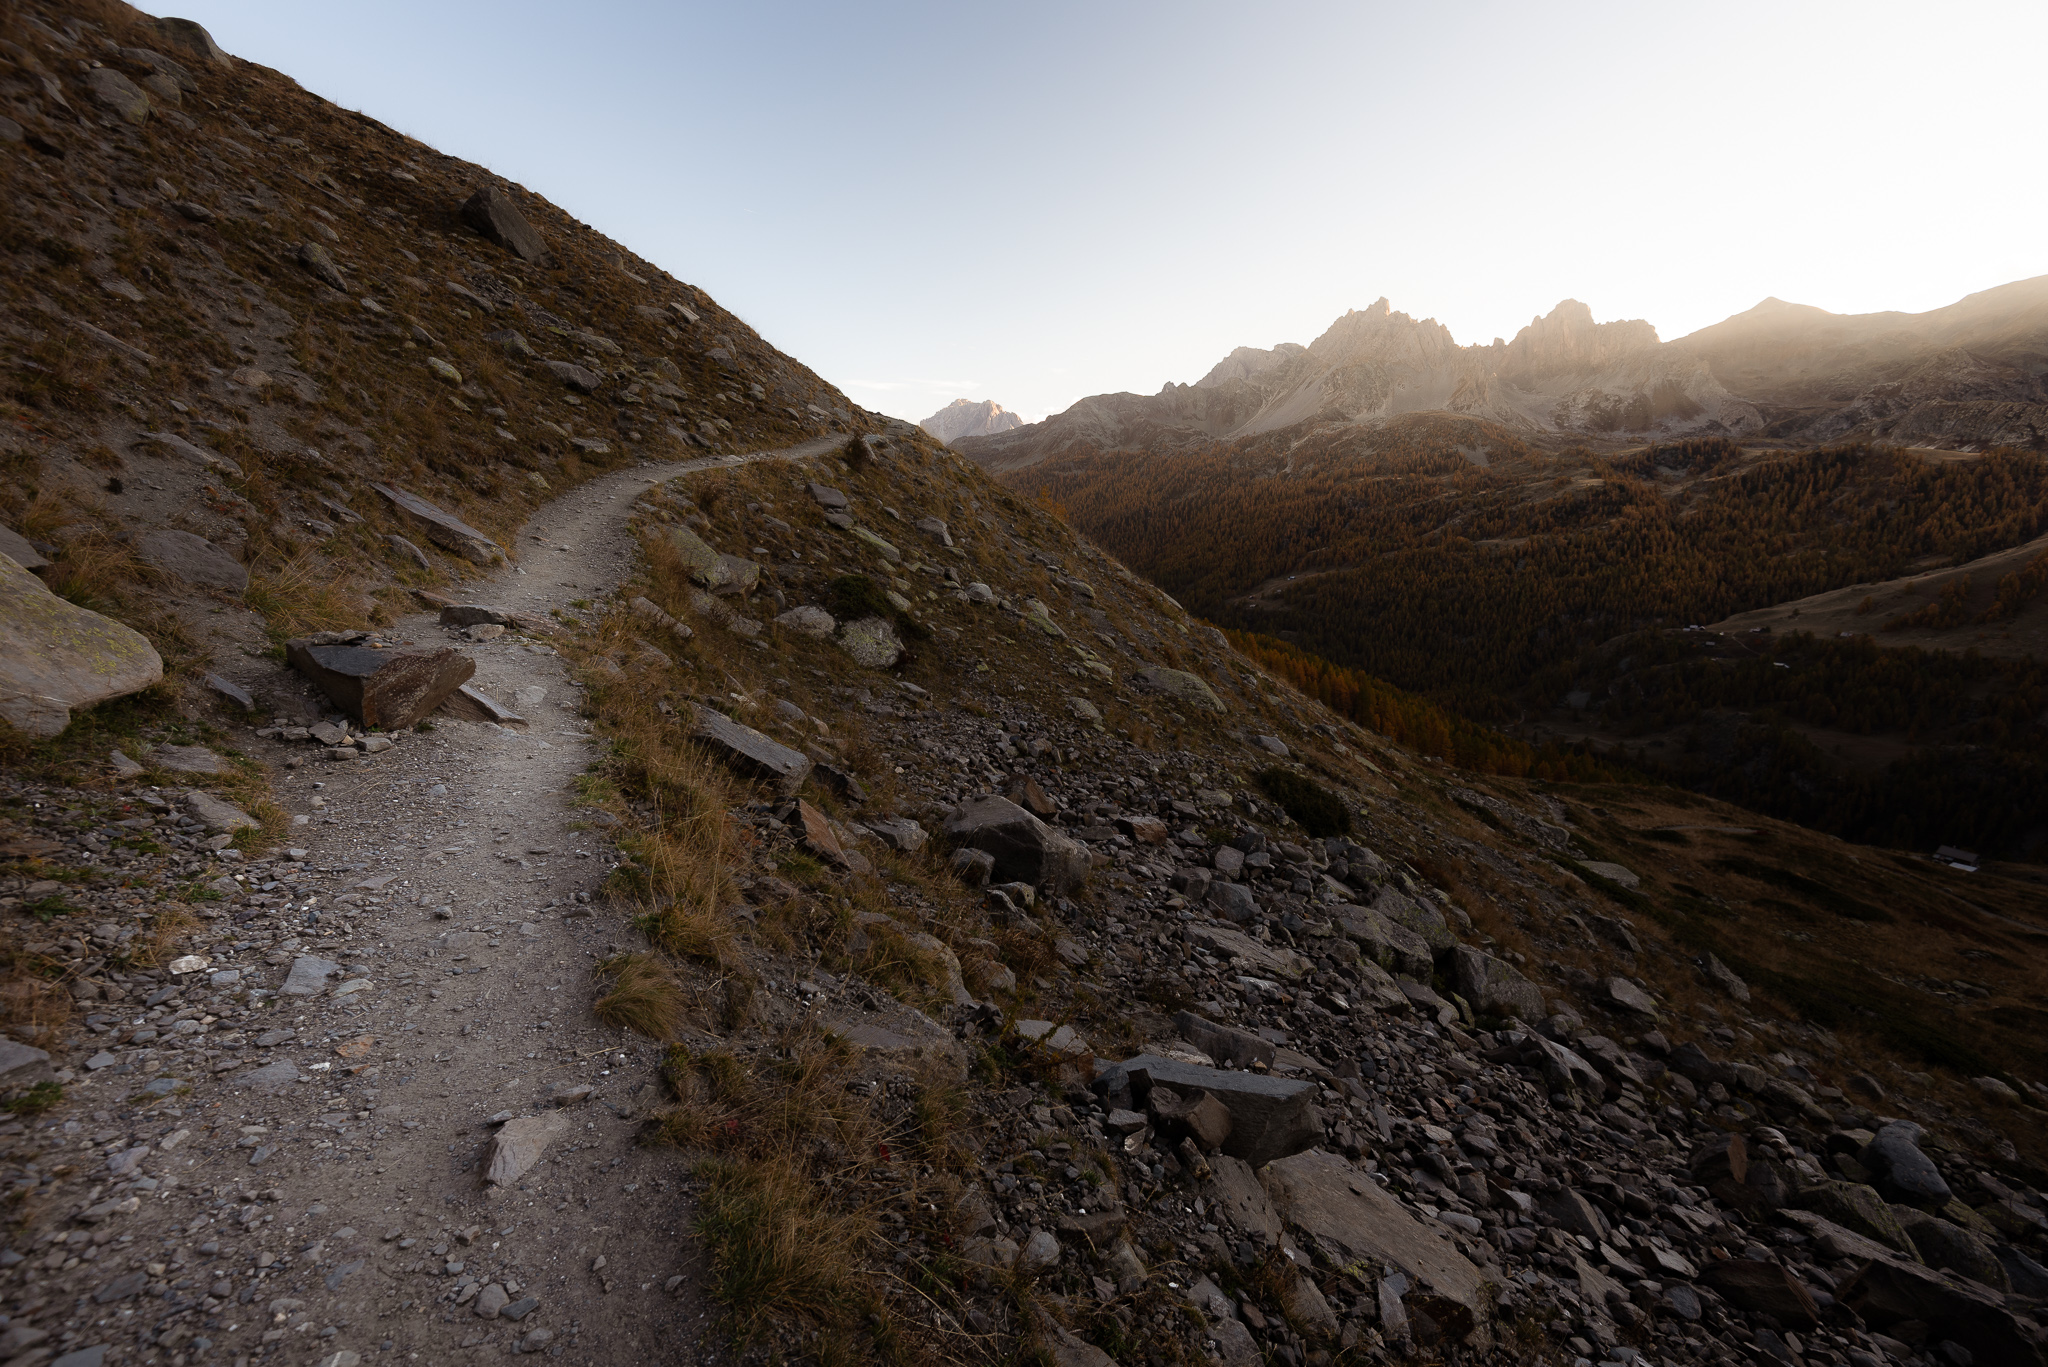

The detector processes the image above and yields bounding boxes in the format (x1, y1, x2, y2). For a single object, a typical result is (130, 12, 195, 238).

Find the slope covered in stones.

(0, 7, 2046, 1367)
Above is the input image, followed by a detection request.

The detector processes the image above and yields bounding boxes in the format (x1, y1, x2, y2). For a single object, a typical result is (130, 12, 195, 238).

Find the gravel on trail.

(0, 442, 838, 1367)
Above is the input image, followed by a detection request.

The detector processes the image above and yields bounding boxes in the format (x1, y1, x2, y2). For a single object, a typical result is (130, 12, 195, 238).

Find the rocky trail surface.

(0, 441, 839, 1367)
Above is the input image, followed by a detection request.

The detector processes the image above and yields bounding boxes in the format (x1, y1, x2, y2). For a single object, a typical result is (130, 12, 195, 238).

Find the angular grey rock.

(485, 1112, 569, 1185)
(689, 705, 812, 795)
(1172, 1011, 1275, 1069)
(152, 743, 224, 774)
(154, 16, 233, 65)
(1892, 1208, 2008, 1289)
(668, 527, 758, 596)
(231, 1059, 300, 1093)
(0, 525, 48, 570)
(544, 360, 601, 393)
(913, 516, 952, 546)
(0, 554, 163, 737)
(1184, 923, 1311, 979)
(484, 328, 534, 358)
(474, 1283, 510, 1317)
(109, 749, 145, 779)
(1254, 734, 1290, 757)
(385, 534, 431, 570)
(1860, 1122, 1953, 1206)
(439, 604, 513, 627)
(807, 482, 849, 510)
(460, 185, 549, 262)
(370, 483, 505, 564)
(132, 429, 243, 479)
(1447, 945, 1544, 1022)
(1372, 886, 1455, 955)
(628, 596, 693, 645)
(281, 956, 341, 995)
(1205, 880, 1257, 922)
(204, 672, 254, 709)
(295, 242, 347, 291)
(1131, 667, 1225, 712)
(1835, 1256, 2044, 1367)
(1260, 1149, 1492, 1346)
(0, 1040, 53, 1091)
(1099, 1055, 1320, 1167)
(774, 605, 834, 638)
(1703, 952, 1750, 1001)
(1336, 906, 1434, 978)
(86, 68, 151, 124)
(1601, 975, 1659, 1016)
(287, 639, 475, 729)
(942, 795, 1090, 893)
(136, 529, 248, 593)
(836, 616, 902, 669)
(866, 817, 927, 853)
(185, 791, 255, 832)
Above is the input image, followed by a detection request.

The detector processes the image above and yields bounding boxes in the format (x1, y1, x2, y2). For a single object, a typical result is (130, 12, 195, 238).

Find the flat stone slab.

(288, 639, 475, 729)
(152, 744, 225, 774)
(1098, 1054, 1321, 1167)
(689, 705, 811, 795)
(1262, 1149, 1494, 1347)
(231, 1060, 301, 1093)
(0, 1039, 53, 1089)
(486, 1113, 570, 1185)
(370, 483, 504, 564)
(185, 792, 255, 832)
(0, 554, 163, 737)
(1185, 924, 1310, 980)
(136, 529, 248, 593)
(280, 956, 341, 996)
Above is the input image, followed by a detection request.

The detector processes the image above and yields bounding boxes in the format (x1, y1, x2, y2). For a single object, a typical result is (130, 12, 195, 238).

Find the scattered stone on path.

(288, 638, 475, 729)
(184, 791, 256, 832)
(485, 1113, 569, 1186)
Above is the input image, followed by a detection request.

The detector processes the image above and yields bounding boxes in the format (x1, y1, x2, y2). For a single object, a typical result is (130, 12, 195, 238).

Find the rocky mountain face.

(919, 397, 1025, 445)
(0, 6, 2045, 1367)
(1670, 278, 2048, 449)
(962, 281, 2048, 472)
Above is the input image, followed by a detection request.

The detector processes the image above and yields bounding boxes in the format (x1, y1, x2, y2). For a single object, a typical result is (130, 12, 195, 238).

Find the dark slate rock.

(460, 184, 549, 262)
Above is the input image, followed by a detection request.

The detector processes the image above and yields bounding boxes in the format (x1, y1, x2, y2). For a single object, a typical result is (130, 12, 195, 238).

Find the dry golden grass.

(122, 907, 199, 971)
(244, 552, 365, 640)
(593, 952, 686, 1039)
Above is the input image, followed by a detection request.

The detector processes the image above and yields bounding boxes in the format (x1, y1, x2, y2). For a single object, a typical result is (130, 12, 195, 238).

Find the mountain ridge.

(963, 277, 2048, 471)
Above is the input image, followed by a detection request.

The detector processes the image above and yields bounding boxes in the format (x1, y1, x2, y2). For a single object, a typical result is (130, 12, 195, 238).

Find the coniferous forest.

(1014, 430, 2048, 856)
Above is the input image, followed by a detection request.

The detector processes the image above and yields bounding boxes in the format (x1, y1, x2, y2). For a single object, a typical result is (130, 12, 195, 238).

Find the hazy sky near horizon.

(174, 0, 2043, 425)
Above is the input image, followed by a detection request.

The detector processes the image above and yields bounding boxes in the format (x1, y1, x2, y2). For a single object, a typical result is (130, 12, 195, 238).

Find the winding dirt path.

(47, 438, 840, 1367)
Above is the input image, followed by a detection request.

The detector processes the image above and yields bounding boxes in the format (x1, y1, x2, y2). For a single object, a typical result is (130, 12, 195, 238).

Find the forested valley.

(1012, 426, 2048, 856)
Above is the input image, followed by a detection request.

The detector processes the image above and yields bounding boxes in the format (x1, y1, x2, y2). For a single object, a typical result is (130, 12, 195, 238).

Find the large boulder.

(136, 530, 247, 594)
(286, 639, 474, 729)
(1447, 946, 1543, 1022)
(1260, 1149, 1493, 1347)
(1184, 923, 1310, 980)
(0, 553, 163, 737)
(1892, 1207, 2010, 1290)
(836, 616, 902, 668)
(689, 705, 811, 796)
(1336, 906, 1434, 978)
(153, 16, 232, 66)
(667, 527, 758, 596)
(86, 68, 151, 124)
(1130, 667, 1225, 712)
(1797, 1180, 1917, 1256)
(1372, 886, 1456, 956)
(1862, 1121, 1953, 1207)
(1097, 1055, 1321, 1167)
(460, 185, 549, 263)
(370, 483, 504, 565)
(1835, 1257, 2045, 1367)
(1172, 1011, 1275, 1069)
(941, 796, 1089, 893)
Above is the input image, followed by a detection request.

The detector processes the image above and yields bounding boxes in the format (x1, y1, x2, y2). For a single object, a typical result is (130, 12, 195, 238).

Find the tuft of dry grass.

(593, 952, 686, 1040)
(245, 552, 365, 640)
(122, 907, 199, 970)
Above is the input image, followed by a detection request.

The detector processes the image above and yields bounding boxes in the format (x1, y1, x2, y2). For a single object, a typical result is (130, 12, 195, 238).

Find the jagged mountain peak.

(919, 397, 1024, 444)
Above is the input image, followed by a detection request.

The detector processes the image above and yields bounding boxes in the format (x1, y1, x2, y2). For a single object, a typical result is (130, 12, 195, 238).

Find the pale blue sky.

(171, 0, 2045, 424)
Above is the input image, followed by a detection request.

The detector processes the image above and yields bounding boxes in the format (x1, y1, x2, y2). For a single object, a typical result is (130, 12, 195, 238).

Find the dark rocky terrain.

(1, 7, 2046, 1367)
